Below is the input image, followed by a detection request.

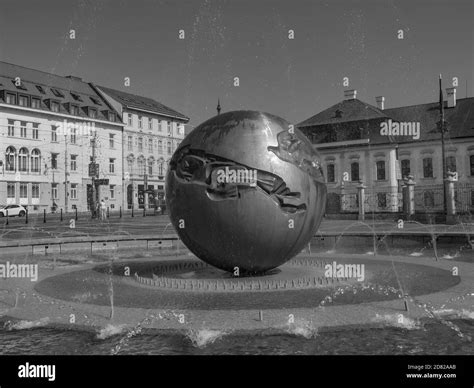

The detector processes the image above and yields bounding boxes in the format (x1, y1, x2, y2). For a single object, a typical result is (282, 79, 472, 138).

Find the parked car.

(0, 204, 27, 217)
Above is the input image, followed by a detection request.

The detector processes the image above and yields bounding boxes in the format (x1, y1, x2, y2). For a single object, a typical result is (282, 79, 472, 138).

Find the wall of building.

(0, 105, 124, 213)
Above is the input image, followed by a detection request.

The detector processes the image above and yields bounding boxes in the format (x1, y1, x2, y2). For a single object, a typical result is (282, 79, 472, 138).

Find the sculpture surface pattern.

(166, 111, 327, 273)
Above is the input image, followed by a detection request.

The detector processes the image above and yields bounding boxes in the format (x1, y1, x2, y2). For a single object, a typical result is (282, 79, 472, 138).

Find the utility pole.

(438, 74, 449, 215)
(64, 134, 68, 213)
(91, 130, 98, 217)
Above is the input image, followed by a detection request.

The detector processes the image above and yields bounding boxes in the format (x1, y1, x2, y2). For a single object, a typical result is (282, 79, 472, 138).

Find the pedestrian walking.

(100, 199, 107, 220)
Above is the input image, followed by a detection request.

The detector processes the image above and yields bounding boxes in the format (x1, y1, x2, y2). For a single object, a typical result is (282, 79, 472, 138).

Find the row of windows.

(125, 113, 184, 135)
(7, 120, 40, 139)
(127, 135, 176, 154)
(7, 182, 116, 201)
(325, 156, 473, 183)
(3, 89, 114, 121)
(126, 157, 166, 176)
(4, 147, 117, 174)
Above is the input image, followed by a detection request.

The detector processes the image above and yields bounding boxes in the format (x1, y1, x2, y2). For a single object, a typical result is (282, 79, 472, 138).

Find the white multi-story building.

(298, 88, 474, 217)
(96, 86, 189, 209)
(0, 61, 123, 213)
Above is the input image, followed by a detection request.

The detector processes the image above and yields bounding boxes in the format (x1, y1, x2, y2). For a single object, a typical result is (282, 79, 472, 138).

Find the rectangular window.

(6, 93, 16, 104)
(31, 97, 41, 109)
(20, 121, 27, 138)
(110, 185, 115, 199)
(52, 183, 58, 199)
(70, 155, 77, 171)
(167, 121, 172, 136)
(351, 162, 360, 182)
(167, 141, 172, 154)
(138, 116, 143, 129)
(376, 160, 386, 180)
(18, 95, 29, 107)
(51, 125, 58, 142)
(446, 156, 456, 173)
(423, 158, 433, 178)
(50, 101, 60, 112)
(109, 158, 115, 173)
(149, 140, 153, 153)
(32, 184, 40, 199)
(51, 153, 58, 170)
(108, 112, 115, 122)
(401, 159, 410, 179)
(128, 114, 132, 126)
(70, 184, 77, 200)
(7, 183, 15, 199)
(148, 118, 153, 130)
(51, 88, 65, 98)
(138, 137, 143, 152)
(109, 133, 115, 148)
(8, 119, 14, 136)
(70, 92, 83, 102)
(70, 105, 80, 116)
(128, 135, 133, 150)
(88, 108, 97, 119)
(20, 183, 27, 199)
(32, 123, 39, 139)
(327, 164, 335, 183)
(71, 128, 77, 144)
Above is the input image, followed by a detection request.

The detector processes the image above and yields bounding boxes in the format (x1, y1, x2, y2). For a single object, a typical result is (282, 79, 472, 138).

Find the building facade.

(297, 89, 474, 217)
(0, 61, 189, 214)
(96, 86, 189, 210)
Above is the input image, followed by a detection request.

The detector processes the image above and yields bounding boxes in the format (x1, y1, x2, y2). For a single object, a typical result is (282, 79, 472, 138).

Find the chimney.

(65, 75, 83, 82)
(375, 96, 385, 110)
(446, 87, 456, 108)
(344, 89, 357, 100)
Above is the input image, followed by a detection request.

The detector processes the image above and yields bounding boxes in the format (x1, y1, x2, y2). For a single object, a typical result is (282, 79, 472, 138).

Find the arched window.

(5, 146, 16, 171)
(158, 161, 164, 176)
(148, 158, 154, 175)
(137, 157, 145, 175)
(18, 147, 29, 172)
(31, 149, 41, 173)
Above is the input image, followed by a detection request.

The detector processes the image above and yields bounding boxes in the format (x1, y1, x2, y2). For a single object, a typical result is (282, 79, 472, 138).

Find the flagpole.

(439, 74, 447, 215)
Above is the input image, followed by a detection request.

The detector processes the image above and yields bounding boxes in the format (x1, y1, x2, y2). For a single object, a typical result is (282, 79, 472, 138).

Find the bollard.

(119, 206, 122, 218)
(25, 209, 28, 224)
(60, 208, 63, 221)
(107, 207, 110, 219)
(6, 210, 8, 225)
(75, 207, 78, 221)
(259, 310, 263, 322)
(131, 206, 134, 217)
(43, 209, 46, 223)
(143, 207, 146, 217)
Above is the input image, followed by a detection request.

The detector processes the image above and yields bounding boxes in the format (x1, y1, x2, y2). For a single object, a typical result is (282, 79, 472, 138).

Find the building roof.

(0, 61, 118, 123)
(384, 97, 474, 141)
(298, 95, 474, 145)
(297, 98, 388, 127)
(98, 86, 189, 122)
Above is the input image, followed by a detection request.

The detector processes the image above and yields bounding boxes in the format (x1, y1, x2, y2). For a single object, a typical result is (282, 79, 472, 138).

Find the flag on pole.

(439, 74, 444, 119)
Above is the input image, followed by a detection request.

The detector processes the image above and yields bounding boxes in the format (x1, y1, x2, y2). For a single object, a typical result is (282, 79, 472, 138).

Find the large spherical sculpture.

(166, 111, 327, 274)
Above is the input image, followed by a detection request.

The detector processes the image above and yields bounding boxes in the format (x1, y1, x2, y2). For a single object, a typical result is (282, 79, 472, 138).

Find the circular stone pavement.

(34, 256, 460, 310)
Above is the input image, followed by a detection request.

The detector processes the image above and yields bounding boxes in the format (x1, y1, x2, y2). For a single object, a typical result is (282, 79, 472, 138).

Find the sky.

(0, 0, 473, 129)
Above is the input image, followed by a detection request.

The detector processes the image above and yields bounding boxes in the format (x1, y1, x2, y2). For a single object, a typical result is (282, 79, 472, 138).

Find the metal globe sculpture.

(166, 111, 327, 274)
